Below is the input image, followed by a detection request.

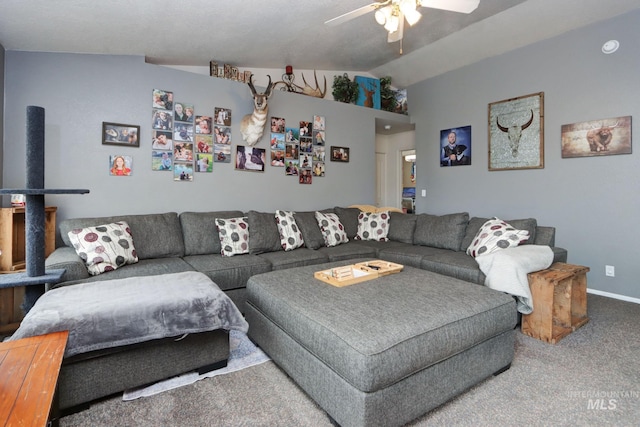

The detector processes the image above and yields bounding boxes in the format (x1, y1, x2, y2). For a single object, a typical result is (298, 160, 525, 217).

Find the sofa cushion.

(275, 210, 305, 251)
(378, 244, 447, 268)
(317, 242, 377, 262)
(182, 254, 271, 292)
(295, 211, 330, 250)
(466, 218, 530, 258)
(413, 212, 469, 251)
(334, 207, 361, 239)
(60, 212, 184, 260)
(461, 217, 537, 250)
(215, 217, 250, 256)
(387, 212, 416, 244)
(257, 248, 328, 270)
(67, 222, 138, 275)
(248, 211, 282, 254)
(420, 251, 486, 285)
(180, 210, 245, 256)
(315, 212, 349, 247)
(355, 211, 390, 241)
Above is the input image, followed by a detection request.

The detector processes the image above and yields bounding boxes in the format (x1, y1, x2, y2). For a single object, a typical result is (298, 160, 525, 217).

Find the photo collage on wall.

(214, 107, 232, 163)
(276, 115, 325, 184)
(151, 88, 233, 181)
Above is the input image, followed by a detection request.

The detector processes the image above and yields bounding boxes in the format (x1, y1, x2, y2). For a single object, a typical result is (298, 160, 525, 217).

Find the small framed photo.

(236, 145, 266, 172)
(103, 122, 140, 147)
(209, 61, 218, 77)
(109, 154, 132, 176)
(330, 146, 349, 162)
(244, 70, 252, 82)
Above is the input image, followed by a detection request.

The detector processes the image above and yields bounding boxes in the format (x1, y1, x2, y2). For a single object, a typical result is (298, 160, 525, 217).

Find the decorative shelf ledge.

(0, 189, 89, 195)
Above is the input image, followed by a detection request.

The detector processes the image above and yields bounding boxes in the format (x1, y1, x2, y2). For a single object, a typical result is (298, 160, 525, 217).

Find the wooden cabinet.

(0, 206, 57, 333)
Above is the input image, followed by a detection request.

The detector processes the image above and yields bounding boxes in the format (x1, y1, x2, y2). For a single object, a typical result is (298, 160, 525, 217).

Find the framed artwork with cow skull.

(488, 92, 544, 171)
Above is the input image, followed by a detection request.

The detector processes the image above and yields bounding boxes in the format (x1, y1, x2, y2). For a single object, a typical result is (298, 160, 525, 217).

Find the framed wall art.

(488, 92, 544, 171)
(330, 146, 349, 162)
(440, 125, 471, 167)
(235, 145, 266, 172)
(561, 115, 632, 158)
(102, 122, 140, 147)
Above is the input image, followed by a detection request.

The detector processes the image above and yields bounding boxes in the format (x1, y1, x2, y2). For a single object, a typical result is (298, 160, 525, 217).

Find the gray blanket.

(7, 271, 248, 357)
(475, 245, 553, 314)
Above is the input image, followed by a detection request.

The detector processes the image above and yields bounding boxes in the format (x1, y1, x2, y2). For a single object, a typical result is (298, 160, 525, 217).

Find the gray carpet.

(61, 294, 640, 426)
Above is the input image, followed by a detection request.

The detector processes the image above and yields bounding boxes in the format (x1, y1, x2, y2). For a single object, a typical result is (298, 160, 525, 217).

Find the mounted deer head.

(240, 75, 273, 146)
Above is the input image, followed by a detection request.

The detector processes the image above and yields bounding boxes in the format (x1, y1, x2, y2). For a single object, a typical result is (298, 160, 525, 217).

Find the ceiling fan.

(325, 0, 480, 53)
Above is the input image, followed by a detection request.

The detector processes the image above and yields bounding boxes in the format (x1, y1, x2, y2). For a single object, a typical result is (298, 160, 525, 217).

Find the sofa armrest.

(551, 247, 568, 264)
(45, 247, 90, 283)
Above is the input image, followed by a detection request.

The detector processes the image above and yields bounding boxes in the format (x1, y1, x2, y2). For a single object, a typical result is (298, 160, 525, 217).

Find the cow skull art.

(496, 109, 534, 157)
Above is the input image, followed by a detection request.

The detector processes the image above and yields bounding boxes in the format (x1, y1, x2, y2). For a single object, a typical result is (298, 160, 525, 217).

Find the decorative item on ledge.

(0, 106, 89, 311)
(209, 60, 252, 83)
(332, 73, 359, 104)
(273, 65, 327, 98)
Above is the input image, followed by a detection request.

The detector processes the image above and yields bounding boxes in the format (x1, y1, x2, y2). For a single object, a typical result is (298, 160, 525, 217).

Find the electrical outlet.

(605, 265, 615, 277)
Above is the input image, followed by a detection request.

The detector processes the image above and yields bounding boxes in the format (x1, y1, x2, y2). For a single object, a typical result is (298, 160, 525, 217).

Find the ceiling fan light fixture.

(384, 14, 399, 33)
(404, 8, 422, 26)
(375, 5, 393, 26)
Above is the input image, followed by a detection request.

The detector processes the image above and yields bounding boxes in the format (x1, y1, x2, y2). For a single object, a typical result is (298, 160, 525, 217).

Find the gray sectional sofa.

(42, 206, 567, 413)
(47, 207, 567, 310)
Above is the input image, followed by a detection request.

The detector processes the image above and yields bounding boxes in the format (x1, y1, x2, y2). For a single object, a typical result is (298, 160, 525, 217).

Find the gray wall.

(409, 10, 640, 299)
(2, 53, 407, 222)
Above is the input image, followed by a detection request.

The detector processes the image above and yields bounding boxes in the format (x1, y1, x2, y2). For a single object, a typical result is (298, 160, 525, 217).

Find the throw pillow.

(67, 221, 138, 275)
(314, 211, 348, 247)
(355, 211, 390, 241)
(466, 217, 530, 258)
(333, 206, 361, 239)
(413, 212, 469, 251)
(275, 210, 304, 251)
(387, 212, 417, 243)
(215, 217, 250, 256)
(294, 211, 328, 250)
(247, 211, 282, 254)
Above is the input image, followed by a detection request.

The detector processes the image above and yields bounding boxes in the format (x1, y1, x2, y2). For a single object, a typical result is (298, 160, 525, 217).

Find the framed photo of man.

(440, 126, 471, 166)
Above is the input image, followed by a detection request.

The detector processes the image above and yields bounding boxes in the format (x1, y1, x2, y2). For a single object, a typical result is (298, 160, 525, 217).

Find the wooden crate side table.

(522, 262, 590, 344)
(0, 206, 57, 334)
(0, 330, 68, 426)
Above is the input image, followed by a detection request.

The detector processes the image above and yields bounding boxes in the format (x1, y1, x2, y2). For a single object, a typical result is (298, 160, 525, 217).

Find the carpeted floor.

(60, 294, 640, 426)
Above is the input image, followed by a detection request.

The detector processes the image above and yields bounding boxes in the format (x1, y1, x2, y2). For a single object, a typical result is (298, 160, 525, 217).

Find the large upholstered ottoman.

(245, 261, 517, 427)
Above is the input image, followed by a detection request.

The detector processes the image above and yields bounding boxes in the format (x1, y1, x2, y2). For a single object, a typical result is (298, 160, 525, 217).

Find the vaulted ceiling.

(1, 0, 638, 89)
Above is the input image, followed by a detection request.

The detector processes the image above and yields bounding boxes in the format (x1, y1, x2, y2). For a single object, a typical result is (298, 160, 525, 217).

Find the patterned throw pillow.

(215, 217, 250, 256)
(314, 211, 348, 247)
(67, 221, 138, 275)
(275, 210, 304, 251)
(466, 217, 530, 258)
(355, 211, 390, 241)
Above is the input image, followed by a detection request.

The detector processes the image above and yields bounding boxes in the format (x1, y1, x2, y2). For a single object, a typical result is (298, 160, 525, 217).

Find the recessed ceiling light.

(384, 124, 392, 130)
(602, 40, 619, 54)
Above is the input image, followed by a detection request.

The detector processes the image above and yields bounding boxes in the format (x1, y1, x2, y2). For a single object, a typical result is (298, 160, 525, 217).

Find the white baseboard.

(587, 288, 640, 304)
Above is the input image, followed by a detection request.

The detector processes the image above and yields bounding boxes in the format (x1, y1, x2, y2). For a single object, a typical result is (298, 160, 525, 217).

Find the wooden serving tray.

(354, 260, 404, 276)
(314, 266, 378, 287)
(314, 260, 404, 287)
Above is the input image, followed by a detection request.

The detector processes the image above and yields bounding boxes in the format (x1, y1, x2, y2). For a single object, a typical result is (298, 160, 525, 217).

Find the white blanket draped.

(475, 245, 553, 314)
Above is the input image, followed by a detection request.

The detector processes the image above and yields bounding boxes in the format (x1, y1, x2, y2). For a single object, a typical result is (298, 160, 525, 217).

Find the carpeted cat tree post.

(0, 106, 89, 311)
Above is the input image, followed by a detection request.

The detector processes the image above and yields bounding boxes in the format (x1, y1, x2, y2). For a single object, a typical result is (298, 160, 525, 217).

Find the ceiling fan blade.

(420, 0, 480, 14)
(387, 16, 404, 43)
(324, 2, 386, 26)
